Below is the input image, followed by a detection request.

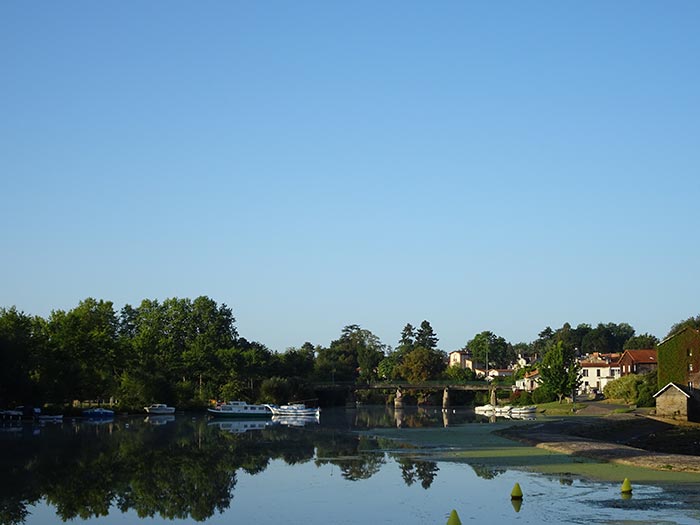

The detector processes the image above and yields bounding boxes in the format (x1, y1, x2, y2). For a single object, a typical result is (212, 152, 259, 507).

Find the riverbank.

(365, 402, 700, 481)
(496, 413, 700, 473)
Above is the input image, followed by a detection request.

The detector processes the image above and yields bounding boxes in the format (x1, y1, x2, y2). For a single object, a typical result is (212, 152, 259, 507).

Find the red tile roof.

(618, 349, 657, 363)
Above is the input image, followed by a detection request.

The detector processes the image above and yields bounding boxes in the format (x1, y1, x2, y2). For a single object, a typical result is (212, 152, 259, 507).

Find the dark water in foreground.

(2, 407, 699, 524)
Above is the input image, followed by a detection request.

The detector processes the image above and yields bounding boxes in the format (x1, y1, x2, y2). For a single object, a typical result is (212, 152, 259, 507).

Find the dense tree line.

(0, 296, 691, 409)
(0, 298, 447, 409)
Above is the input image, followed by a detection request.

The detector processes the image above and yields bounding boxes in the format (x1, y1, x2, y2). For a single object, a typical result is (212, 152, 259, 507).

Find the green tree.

(581, 323, 635, 354)
(398, 323, 416, 352)
(0, 307, 44, 405)
(278, 343, 316, 378)
(46, 298, 120, 403)
(444, 364, 475, 382)
(539, 341, 581, 403)
(315, 325, 385, 382)
(397, 346, 446, 383)
(467, 331, 513, 370)
(623, 333, 659, 350)
(415, 320, 438, 350)
(667, 315, 700, 338)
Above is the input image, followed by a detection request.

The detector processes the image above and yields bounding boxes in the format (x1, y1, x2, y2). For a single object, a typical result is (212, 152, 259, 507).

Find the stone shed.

(653, 382, 700, 422)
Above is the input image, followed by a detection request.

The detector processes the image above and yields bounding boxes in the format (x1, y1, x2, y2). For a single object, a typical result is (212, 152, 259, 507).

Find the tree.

(0, 307, 44, 405)
(46, 298, 120, 403)
(467, 331, 513, 370)
(531, 327, 555, 356)
(444, 364, 475, 382)
(667, 315, 700, 338)
(623, 333, 659, 350)
(415, 321, 438, 350)
(539, 341, 581, 403)
(398, 324, 416, 352)
(397, 346, 446, 383)
(314, 325, 386, 382)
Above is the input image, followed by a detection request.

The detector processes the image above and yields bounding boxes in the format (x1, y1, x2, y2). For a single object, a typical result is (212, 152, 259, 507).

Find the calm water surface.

(2, 407, 699, 525)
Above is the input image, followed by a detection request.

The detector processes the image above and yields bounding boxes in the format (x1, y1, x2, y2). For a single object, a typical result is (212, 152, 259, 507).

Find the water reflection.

(3, 408, 698, 525)
(0, 412, 442, 524)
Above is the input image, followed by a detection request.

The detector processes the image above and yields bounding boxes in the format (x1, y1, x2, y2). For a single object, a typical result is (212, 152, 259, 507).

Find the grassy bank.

(364, 413, 700, 484)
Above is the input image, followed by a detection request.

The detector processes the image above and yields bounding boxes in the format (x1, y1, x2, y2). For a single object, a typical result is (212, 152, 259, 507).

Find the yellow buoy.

(511, 498, 523, 513)
(621, 478, 633, 494)
(446, 509, 462, 525)
(511, 482, 523, 499)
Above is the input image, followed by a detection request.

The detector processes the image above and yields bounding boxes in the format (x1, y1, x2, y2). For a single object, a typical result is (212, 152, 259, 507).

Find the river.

(1, 406, 699, 524)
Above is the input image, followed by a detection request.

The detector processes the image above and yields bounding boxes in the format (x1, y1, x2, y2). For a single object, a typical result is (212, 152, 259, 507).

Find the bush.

(532, 386, 557, 404)
(510, 390, 533, 406)
(603, 371, 657, 406)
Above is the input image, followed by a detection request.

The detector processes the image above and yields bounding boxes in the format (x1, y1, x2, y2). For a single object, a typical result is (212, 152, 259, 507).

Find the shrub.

(603, 371, 657, 406)
(532, 386, 556, 404)
(510, 390, 533, 406)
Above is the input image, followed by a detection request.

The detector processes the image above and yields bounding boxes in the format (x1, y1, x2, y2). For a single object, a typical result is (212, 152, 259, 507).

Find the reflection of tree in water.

(0, 417, 392, 524)
(315, 433, 386, 481)
(470, 464, 505, 480)
(398, 458, 439, 489)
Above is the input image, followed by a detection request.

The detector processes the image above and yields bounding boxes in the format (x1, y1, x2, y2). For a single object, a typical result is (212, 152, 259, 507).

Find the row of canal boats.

(206, 401, 321, 418)
(474, 404, 537, 418)
(2, 401, 319, 421)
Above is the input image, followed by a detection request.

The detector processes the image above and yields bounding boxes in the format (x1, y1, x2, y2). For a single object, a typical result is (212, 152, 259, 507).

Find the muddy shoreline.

(496, 413, 700, 473)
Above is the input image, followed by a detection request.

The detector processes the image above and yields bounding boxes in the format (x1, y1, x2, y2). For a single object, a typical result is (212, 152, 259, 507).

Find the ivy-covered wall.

(657, 328, 700, 390)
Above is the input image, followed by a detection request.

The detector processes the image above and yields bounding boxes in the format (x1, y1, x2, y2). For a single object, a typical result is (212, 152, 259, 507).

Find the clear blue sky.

(2, 2, 699, 352)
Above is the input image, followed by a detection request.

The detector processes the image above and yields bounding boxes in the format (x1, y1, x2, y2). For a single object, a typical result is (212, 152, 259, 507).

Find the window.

(596, 369, 601, 377)
(583, 369, 588, 377)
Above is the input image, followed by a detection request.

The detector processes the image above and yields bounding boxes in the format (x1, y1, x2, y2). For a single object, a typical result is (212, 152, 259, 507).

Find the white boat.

(265, 403, 320, 417)
(83, 407, 114, 418)
(37, 414, 63, 422)
(208, 420, 272, 433)
(511, 406, 537, 415)
(271, 413, 320, 427)
(474, 404, 495, 414)
(144, 404, 176, 415)
(494, 405, 513, 415)
(207, 401, 271, 418)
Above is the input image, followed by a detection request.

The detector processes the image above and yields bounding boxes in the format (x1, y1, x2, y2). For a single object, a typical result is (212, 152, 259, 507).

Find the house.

(487, 368, 514, 380)
(515, 370, 540, 392)
(657, 327, 700, 390)
(653, 382, 700, 422)
(448, 350, 484, 372)
(617, 349, 657, 376)
(578, 359, 620, 395)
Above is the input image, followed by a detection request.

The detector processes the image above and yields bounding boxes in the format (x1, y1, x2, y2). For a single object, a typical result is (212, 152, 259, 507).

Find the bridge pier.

(490, 386, 497, 406)
(442, 388, 450, 409)
(394, 388, 404, 409)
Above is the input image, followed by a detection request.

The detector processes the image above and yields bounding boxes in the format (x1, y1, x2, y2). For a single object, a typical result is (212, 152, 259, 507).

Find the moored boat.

(37, 414, 64, 422)
(511, 405, 537, 414)
(265, 403, 320, 417)
(494, 405, 513, 415)
(83, 407, 114, 418)
(271, 413, 320, 427)
(144, 404, 176, 415)
(207, 401, 271, 418)
(208, 419, 272, 433)
(474, 404, 495, 414)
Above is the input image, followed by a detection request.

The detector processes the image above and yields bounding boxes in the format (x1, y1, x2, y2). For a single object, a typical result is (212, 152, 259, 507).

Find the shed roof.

(653, 382, 691, 399)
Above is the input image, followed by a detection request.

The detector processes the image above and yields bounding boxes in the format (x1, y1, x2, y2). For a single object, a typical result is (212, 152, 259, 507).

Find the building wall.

(657, 329, 700, 389)
(655, 388, 689, 420)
